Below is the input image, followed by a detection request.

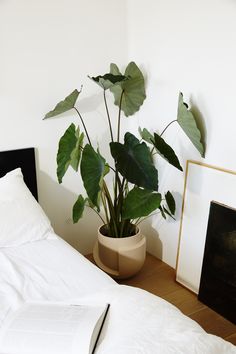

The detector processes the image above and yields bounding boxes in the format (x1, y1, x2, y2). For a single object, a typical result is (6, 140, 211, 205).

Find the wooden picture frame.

(176, 160, 236, 294)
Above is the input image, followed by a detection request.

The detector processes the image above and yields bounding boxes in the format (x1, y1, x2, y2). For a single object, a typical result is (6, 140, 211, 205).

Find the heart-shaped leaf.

(177, 92, 204, 157)
(44, 89, 80, 119)
(70, 128, 84, 172)
(73, 195, 86, 223)
(139, 127, 154, 144)
(57, 123, 83, 183)
(152, 133, 183, 171)
(122, 187, 162, 219)
(80, 145, 107, 210)
(165, 191, 176, 215)
(109, 62, 146, 117)
(89, 73, 127, 90)
(159, 205, 167, 219)
(163, 206, 176, 220)
(110, 132, 158, 191)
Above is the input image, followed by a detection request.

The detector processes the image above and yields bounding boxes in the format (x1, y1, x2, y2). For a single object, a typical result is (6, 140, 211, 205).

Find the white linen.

(0, 169, 53, 247)
(0, 236, 235, 354)
(0, 235, 114, 326)
(88, 286, 235, 354)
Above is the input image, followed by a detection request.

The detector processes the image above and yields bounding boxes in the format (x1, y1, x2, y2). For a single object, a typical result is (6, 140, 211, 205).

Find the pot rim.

(98, 224, 139, 238)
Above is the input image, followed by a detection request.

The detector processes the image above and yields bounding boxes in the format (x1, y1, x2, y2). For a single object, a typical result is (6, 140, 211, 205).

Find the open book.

(0, 301, 110, 354)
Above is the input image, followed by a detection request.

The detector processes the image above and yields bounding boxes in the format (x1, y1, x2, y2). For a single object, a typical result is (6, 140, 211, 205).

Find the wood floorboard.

(122, 268, 182, 297)
(86, 252, 236, 346)
(162, 288, 206, 315)
(189, 307, 236, 339)
(225, 334, 236, 346)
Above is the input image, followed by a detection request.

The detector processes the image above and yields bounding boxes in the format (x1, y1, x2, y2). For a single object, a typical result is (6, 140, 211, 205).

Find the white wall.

(127, 0, 236, 267)
(2, 0, 236, 268)
(0, 0, 127, 253)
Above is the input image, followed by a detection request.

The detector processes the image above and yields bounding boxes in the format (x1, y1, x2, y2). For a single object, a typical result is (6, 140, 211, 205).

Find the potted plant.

(44, 62, 205, 278)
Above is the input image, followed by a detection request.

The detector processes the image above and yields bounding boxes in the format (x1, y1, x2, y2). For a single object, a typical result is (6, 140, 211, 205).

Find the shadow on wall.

(37, 175, 184, 261)
(144, 191, 183, 261)
(141, 220, 163, 260)
(176, 95, 208, 164)
(37, 171, 101, 255)
(190, 100, 208, 155)
(172, 191, 183, 222)
(35, 156, 183, 261)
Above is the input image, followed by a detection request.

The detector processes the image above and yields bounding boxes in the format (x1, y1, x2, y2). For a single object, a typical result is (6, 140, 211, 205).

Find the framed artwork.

(176, 160, 236, 294)
(198, 201, 236, 324)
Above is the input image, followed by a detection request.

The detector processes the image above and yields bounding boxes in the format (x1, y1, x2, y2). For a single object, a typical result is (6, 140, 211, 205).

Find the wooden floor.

(86, 252, 236, 346)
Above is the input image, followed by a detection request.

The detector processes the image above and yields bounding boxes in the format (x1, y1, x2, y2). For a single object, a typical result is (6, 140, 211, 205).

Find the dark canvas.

(198, 201, 236, 324)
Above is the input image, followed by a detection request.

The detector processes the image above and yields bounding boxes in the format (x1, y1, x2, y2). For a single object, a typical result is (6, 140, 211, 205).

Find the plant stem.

(103, 182, 119, 237)
(112, 90, 125, 235)
(114, 169, 123, 200)
(103, 90, 114, 142)
(117, 90, 124, 142)
(120, 219, 132, 237)
(135, 211, 161, 225)
(115, 175, 125, 235)
(160, 119, 177, 136)
(134, 217, 141, 225)
(107, 164, 116, 173)
(150, 120, 178, 155)
(101, 188, 110, 228)
(119, 220, 125, 237)
(73, 107, 92, 145)
(86, 205, 106, 224)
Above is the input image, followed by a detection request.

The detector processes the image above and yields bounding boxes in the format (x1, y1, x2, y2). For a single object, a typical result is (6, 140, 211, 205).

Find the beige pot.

(93, 225, 146, 279)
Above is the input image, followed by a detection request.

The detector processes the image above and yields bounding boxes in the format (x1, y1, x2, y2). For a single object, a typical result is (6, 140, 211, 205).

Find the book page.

(0, 302, 108, 354)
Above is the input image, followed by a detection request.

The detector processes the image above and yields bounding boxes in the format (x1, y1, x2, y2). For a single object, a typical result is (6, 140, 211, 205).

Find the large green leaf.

(152, 133, 183, 171)
(57, 123, 84, 183)
(72, 195, 86, 223)
(139, 127, 154, 144)
(122, 187, 161, 219)
(44, 89, 80, 119)
(159, 205, 167, 219)
(89, 73, 127, 90)
(177, 92, 204, 157)
(165, 191, 176, 215)
(70, 128, 84, 172)
(110, 63, 121, 76)
(109, 62, 146, 117)
(110, 132, 158, 191)
(80, 145, 107, 209)
(163, 206, 175, 220)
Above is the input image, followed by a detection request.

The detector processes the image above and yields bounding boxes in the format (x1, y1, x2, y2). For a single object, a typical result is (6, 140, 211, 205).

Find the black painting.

(198, 201, 236, 324)
(0, 147, 38, 201)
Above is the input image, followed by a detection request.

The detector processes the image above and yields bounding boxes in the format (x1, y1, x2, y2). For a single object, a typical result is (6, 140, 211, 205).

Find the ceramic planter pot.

(93, 225, 146, 279)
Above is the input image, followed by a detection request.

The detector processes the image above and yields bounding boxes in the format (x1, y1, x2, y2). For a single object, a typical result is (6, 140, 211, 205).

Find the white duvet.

(0, 234, 235, 354)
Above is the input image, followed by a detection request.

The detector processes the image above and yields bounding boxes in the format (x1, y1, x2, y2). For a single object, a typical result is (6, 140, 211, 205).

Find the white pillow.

(0, 168, 53, 247)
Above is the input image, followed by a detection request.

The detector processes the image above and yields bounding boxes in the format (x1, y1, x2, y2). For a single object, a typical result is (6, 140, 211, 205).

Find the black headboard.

(0, 147, 38, 201)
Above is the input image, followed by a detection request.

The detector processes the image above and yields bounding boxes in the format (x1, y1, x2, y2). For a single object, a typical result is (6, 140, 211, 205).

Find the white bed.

(0, 150, 235, 354)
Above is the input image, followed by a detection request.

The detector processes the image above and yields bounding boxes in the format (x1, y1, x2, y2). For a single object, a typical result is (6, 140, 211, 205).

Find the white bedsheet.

(0, 234, 235, 354)
(0, 233, 114, 326)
